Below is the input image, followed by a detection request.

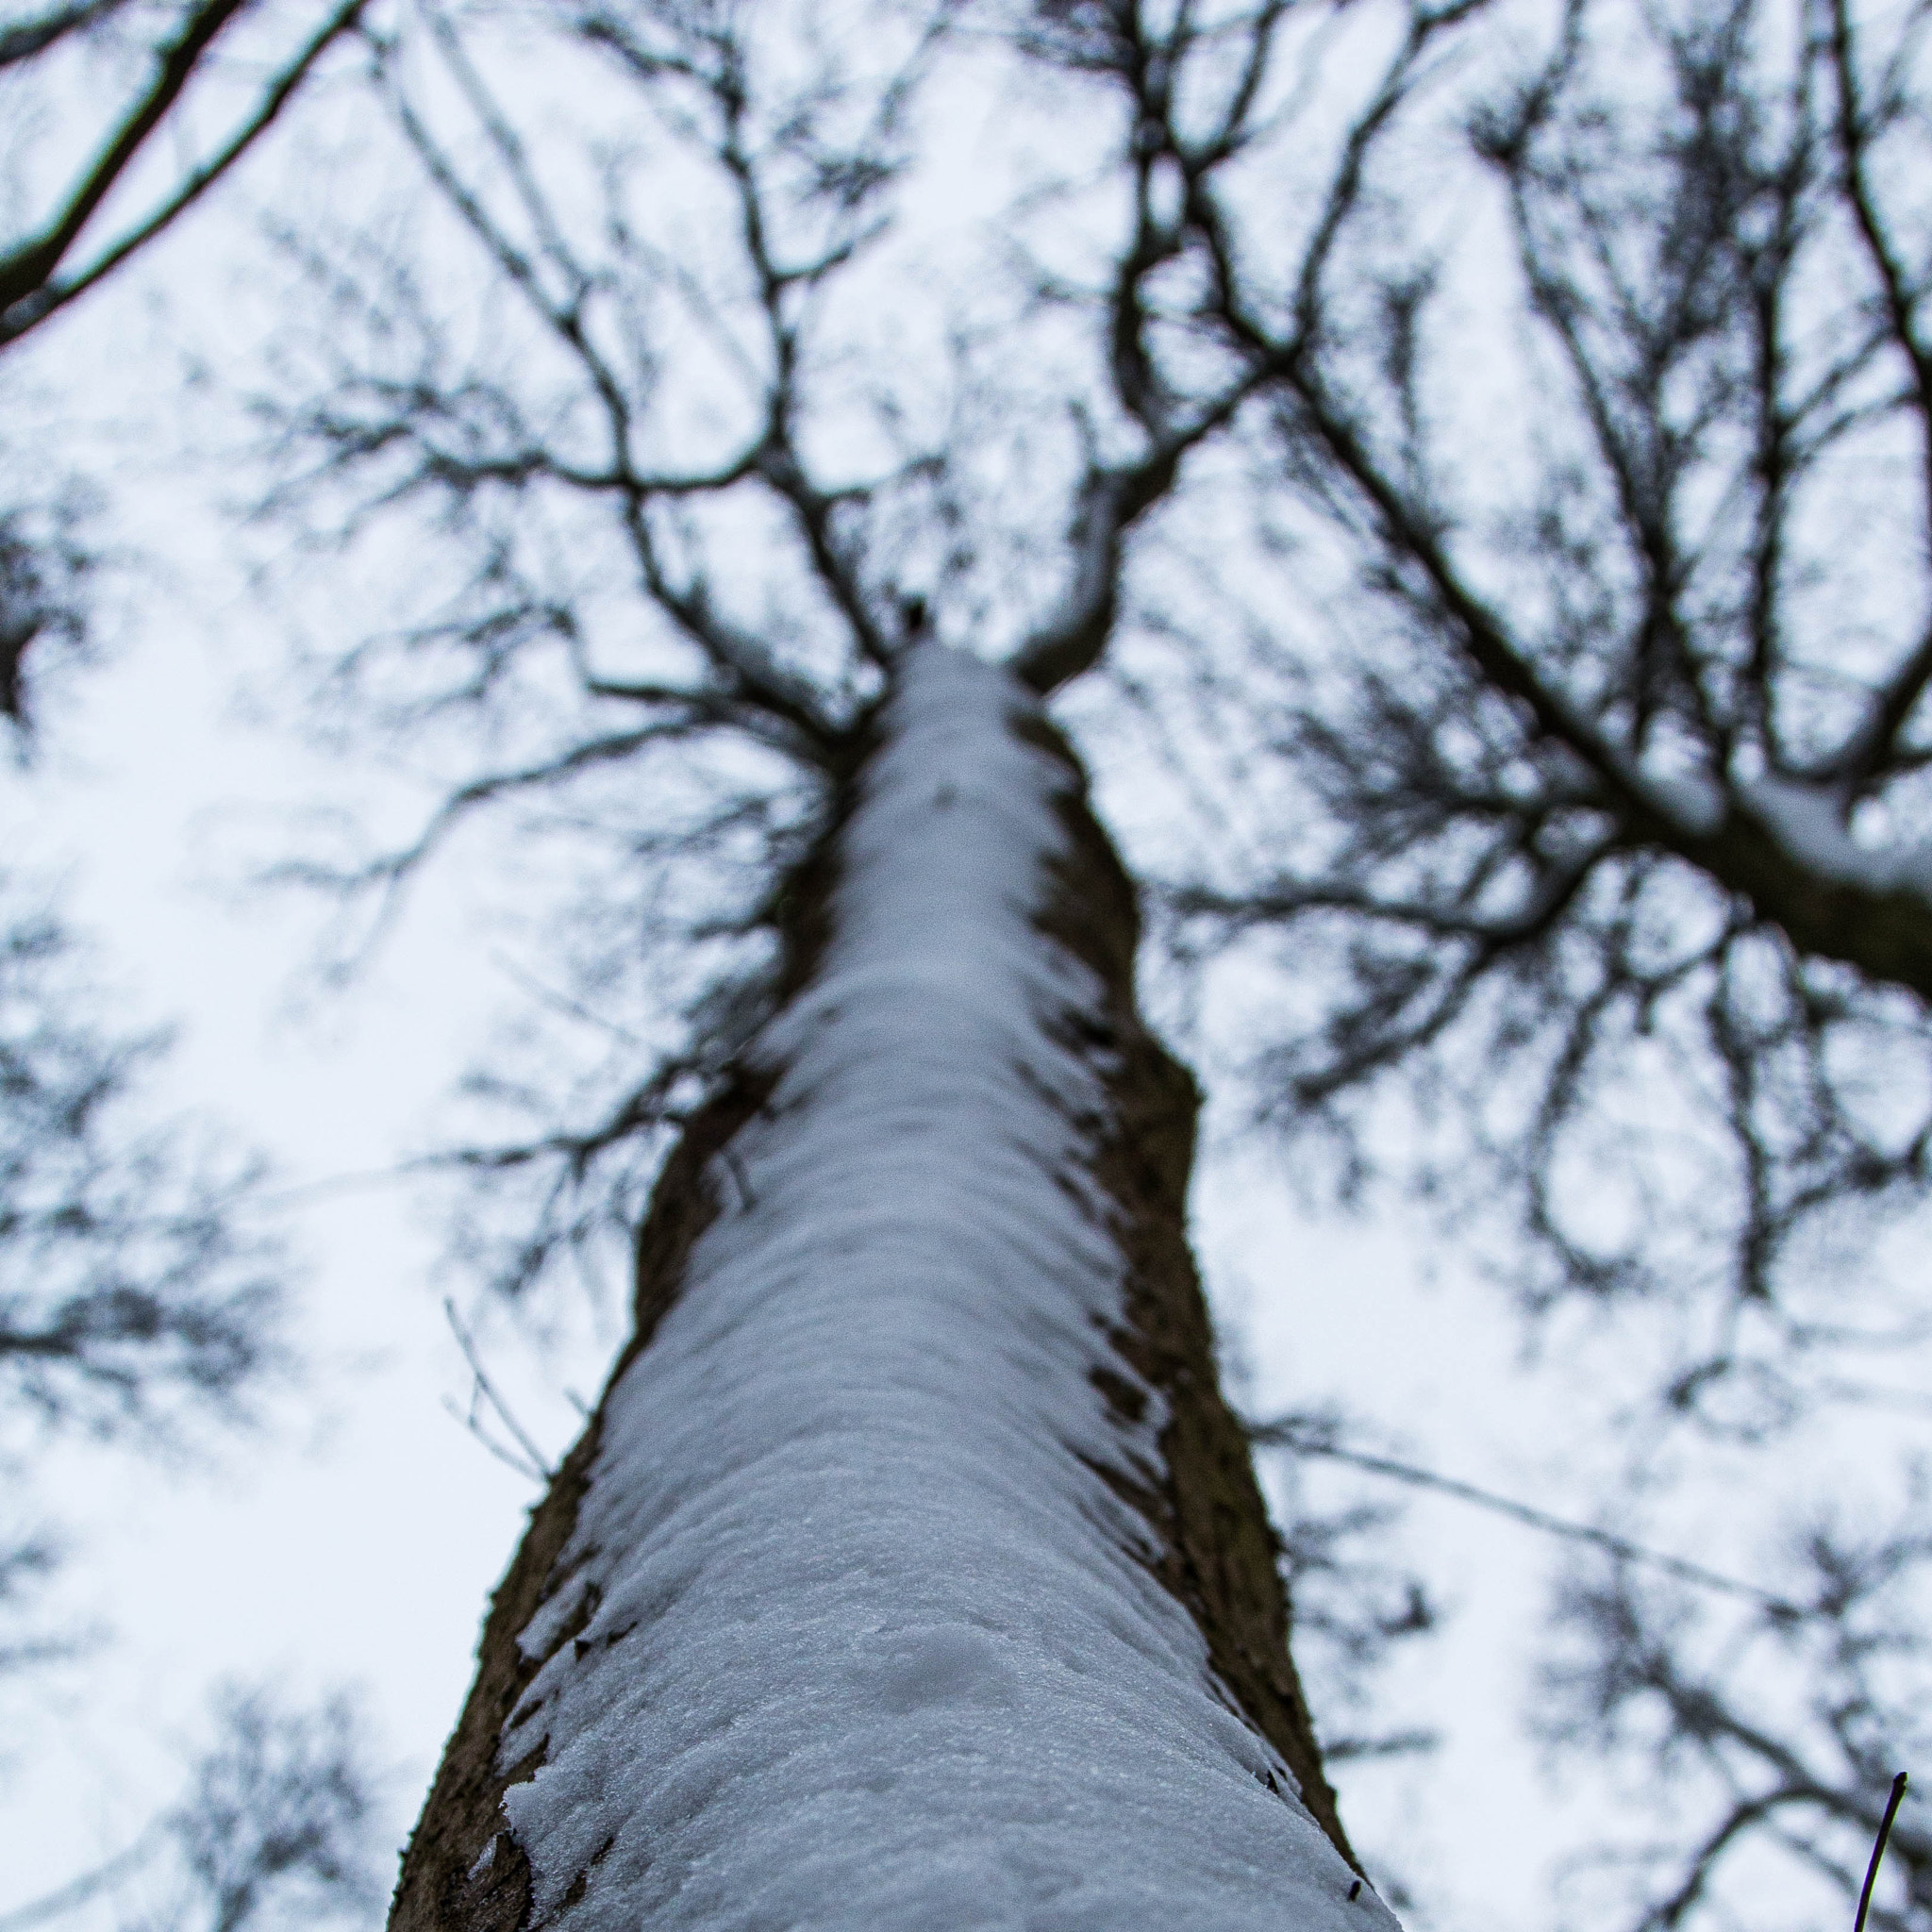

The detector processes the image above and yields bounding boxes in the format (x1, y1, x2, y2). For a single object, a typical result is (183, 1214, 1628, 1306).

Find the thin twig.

(0, 1835, 155, 1932)
(1250, 1416, 1807, 1616)
(1855, 1772, 1908, 1932)
(442, 1297, 553, 1481)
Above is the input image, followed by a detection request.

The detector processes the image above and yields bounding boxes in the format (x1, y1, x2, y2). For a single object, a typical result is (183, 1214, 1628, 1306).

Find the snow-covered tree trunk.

(391, 643, 1375, 1931)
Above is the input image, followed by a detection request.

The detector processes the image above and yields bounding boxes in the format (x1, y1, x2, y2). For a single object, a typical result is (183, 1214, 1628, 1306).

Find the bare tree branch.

(0, 0, 368, 347)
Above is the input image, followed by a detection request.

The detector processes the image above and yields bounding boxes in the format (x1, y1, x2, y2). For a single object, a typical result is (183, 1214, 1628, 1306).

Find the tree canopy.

(5, 1, 1932, 1928)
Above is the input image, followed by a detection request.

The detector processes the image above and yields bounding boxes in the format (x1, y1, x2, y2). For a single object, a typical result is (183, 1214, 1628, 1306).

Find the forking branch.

(0, 0, 368, 347)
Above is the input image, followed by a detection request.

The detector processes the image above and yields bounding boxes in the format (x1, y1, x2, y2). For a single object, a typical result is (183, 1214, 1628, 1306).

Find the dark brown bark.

(387, 1066, 778, 1932)
(1016, 711, 1357, 1867)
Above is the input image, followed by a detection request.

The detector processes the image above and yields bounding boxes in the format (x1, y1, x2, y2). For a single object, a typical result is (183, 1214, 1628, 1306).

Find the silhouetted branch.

(1251, 1408, 1804, 1615)
(0, 873, 286, 1443)
(0, 0, 367, 347)
(441, 1297, 553, 1483)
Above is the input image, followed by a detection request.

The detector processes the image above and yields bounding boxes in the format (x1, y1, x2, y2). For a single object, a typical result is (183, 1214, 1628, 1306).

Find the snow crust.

(497, 644, 1385, 1930)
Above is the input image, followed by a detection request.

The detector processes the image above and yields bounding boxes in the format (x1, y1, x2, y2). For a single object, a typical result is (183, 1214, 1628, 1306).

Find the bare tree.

(0, 1683, 389, 1932)
(0, 0, 361, 1693)
(0, 0, 370, 729)
(0, 873, 283, 1445)
(1250, 1397, 1932, 1932)
(239, 1, 1424, 1921)
(1541, 1505, 1932, 1932)
(217, 0, 1932, 1926)
(0, 865, 287, 1688)
(1082, 18, 1932, 1902)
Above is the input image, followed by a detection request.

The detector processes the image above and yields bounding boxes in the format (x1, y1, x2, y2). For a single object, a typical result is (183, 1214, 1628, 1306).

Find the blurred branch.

(0, 1836, 156, 1932)
(0, 0, 368, 347)
(0, 874, 287, 1443)
(1252, 1408, 1804, 1614)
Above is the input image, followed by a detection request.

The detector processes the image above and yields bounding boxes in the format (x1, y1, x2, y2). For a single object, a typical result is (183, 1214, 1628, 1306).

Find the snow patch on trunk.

(496, 644, 1380, 1931)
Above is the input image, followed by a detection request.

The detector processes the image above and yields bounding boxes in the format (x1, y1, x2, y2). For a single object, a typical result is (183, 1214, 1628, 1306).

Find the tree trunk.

(390, 643, 1376, 1931)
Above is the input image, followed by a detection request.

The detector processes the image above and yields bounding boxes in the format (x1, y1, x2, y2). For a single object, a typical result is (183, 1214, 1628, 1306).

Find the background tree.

(0, 864, 396, 1932)
(1, 4, 393, 1916)
(1, 1683, 388, 1932)
(2, 0, 367, 720)
(1152, 0, 1932, 1409)
(1, 0, 371, 1638)
(0, 854, 296, 1715)
(1093, 0, 1932, 1912)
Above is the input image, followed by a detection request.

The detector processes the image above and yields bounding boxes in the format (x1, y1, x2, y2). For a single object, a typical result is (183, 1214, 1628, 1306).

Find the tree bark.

(390, 643, 1374, 1931)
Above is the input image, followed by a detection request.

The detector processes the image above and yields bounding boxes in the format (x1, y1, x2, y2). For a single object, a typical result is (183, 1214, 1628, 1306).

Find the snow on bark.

(395, 643, 1379, 1931)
